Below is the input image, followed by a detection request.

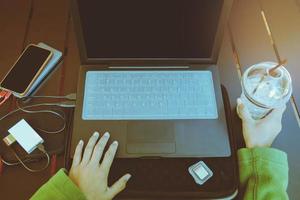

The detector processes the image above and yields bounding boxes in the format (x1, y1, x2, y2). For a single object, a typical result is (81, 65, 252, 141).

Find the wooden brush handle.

(269, 59, 287, 76)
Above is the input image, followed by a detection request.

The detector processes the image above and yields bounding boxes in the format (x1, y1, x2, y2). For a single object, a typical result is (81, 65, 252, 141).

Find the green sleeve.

(30, 169, 87, 200)
(238, 147, 289, 200)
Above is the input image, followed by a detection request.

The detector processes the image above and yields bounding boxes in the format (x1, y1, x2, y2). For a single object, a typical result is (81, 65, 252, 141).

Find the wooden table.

(0, 0, 299, 199)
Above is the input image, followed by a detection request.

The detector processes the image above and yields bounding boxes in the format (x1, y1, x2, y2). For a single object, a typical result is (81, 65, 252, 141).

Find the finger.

(108, 174, 131, 198)
(72, 140, 84, 167)
(237, 98, 254, 122)
(274, 104, 286, 117)
(81, 132, 99, 165)
(100, 141, 118, 174)
(264, 104, 286, 121)
(90, 132, 110, 165)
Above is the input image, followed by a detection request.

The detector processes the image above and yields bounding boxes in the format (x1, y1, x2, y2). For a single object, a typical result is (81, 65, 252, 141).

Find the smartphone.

(0, 44, 53, 97)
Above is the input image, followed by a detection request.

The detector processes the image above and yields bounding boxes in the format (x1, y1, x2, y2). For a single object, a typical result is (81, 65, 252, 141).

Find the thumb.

(108, 174, 131, 198)
(237, 98, 254, 122)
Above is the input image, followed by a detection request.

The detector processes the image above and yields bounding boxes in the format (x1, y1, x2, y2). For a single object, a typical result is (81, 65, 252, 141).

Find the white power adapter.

(2, 119, 50, 172)
(3, 119, 44, 154)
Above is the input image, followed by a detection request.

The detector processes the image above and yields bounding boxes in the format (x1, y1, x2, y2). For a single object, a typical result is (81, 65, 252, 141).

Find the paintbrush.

(252, 59, 287, 95)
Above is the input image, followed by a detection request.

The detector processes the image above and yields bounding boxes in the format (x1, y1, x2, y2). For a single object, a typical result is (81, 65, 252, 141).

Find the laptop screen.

(76, 0, 224, 59)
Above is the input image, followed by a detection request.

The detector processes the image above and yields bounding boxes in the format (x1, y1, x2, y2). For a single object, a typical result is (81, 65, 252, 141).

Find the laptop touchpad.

(126, 121, 175, 154)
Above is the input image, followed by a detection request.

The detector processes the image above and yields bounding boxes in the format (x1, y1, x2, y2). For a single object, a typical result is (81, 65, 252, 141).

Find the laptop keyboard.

(82, 71, 218, 120)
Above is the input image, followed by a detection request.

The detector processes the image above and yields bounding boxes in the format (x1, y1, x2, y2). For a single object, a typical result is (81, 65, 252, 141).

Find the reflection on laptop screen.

(77, 0, 224, 59)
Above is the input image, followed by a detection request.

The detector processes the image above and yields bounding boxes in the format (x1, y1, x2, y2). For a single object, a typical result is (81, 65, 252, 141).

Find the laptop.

(71, 0, 233, 158)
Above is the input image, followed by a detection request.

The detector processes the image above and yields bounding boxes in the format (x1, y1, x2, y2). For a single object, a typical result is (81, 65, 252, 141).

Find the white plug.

(5, 119, 44, 154)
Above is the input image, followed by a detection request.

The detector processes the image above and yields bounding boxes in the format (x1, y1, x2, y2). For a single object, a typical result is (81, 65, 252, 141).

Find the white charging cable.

(0, 93, 76, 172)
(25, 93, 76, 100)
(2, 144, 50, 173)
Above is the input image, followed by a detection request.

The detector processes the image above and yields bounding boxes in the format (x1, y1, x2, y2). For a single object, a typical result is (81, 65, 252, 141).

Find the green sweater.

(30, 148, 289, 200)
(238, 148, 289, 200)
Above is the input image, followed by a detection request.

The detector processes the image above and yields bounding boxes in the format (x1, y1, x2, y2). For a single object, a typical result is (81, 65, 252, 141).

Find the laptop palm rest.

(126, 121, 175, 154)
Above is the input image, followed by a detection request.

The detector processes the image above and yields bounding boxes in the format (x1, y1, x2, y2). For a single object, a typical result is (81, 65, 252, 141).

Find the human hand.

(69, 132, 131, 200)
(236, 98, 286, 148)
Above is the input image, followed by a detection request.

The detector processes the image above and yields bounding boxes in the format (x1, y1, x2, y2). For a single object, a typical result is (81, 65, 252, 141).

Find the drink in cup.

(240, 62, 292, 120)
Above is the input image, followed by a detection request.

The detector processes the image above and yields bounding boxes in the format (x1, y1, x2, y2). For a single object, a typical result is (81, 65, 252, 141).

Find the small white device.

(5, 119, 44, 154)
(188, 161, 213, 185)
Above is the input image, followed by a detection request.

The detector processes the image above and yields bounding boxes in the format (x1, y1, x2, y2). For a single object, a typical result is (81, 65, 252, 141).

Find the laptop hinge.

(109, 66, 190, 69)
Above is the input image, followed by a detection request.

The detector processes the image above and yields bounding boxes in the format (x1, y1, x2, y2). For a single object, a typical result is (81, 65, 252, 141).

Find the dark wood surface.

(0, 0, 299, 199)
(227, 2, 300, 199)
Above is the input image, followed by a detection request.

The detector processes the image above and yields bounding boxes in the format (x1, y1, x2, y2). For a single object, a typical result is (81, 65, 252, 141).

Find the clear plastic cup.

(240, 61, 292, 120)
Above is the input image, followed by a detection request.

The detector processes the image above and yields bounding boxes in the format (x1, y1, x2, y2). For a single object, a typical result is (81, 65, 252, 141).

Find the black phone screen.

(1, 45, 51, 94)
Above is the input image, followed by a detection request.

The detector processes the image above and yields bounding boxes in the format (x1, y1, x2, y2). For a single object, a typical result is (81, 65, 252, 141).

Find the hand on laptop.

(69, 132, 131, 200)
(237, 98, 286, 148)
